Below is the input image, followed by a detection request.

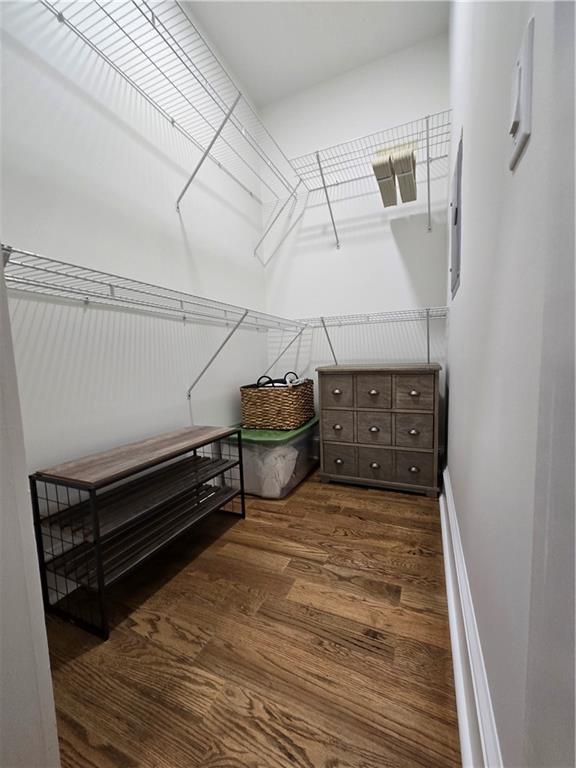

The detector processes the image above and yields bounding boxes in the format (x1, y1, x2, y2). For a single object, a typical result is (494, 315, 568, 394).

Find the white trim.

(440, 468, 503, 768)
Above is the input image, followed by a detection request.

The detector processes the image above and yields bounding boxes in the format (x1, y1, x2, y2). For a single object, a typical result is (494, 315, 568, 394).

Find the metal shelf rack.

(266, 307, 449, 374)
(31, 426, 244, 638)
(2, 245, 303, 332)
(3, 243, 305, 403)
(281, 111, 452, 249)
(41, 0, 300, 208)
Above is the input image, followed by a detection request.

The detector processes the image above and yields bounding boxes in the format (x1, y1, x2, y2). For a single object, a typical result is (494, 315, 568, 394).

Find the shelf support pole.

(186, 309, 248, 401)
(176, 92, 241, 212)
(316, 152, 340, 249)
(426, 308, 431, 363)
(426, 115, 432, 232)
(263, 325, 308, 376)
(320, 317, 338, 364)
(254, 180, 303, 258)
(261, 191, 309, 266)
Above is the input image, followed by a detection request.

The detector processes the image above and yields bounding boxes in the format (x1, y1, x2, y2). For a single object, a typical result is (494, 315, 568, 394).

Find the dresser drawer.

(321, 374, 353, 408)
(355, 374, 392, 409)
(394, 374, 435, 411)
(395, 451, 435, 487)
(357, 411, 392, 445)
(323, 444, 356, 476)
(394, 413, 434, 449)
(321, 409, 354, 443)
(358, 447, 394, 482)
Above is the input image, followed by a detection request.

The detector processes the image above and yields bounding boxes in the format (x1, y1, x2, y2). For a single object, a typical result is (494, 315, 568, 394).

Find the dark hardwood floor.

(47, 475, 461, 768)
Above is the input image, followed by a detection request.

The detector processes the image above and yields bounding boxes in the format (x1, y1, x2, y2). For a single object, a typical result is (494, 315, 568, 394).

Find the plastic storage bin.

(238, 417, 319, 499)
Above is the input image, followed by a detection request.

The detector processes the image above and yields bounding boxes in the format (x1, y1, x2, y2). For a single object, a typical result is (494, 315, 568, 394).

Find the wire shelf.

(2, 245, 305, 332)
(291, 110, 451, 192)
(303, 307, 448, 328)
(41, 0, 299, 205)
(255, 111, 452, 253)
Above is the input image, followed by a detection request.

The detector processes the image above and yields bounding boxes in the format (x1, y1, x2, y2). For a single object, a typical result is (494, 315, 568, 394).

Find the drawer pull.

(368, 389, 379, 396)
(408, 428, 420, 436)
(370, 461, 380, 469)
(332, 388, 342, 395)
(334, 458, 344, 466)
(369, 426, 380, 433)
(409, 389, 420, 397)
(333, 424, 343, 431)
(409, 465, 420, 473)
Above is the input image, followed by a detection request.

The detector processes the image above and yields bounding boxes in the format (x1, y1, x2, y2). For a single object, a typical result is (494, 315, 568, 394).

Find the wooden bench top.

(33, 426, 237, 489)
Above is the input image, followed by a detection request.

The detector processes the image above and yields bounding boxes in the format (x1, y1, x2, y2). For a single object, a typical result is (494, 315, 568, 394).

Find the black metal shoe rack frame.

(30, 429, 245, 639)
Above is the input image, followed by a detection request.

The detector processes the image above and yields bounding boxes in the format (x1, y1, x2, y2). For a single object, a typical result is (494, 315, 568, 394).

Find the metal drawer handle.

(409, 465, 420, 473)
(334, 458, 344, 465)
(333, 424, 343, 431)
(369, 389, 379, 396)
(409, 390, 420, 397)
(408, 428, 420, 436)
(332, 388, 342, 395)
(369, 426, 380, 433)
(370, 461, 380, 469)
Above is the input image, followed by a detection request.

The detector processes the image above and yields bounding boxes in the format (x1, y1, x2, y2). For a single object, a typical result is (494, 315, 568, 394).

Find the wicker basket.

(240, 379, 315, 430)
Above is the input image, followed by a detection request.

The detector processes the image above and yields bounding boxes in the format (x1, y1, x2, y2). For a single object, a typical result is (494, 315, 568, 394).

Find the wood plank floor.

(47, 475, 461, 768)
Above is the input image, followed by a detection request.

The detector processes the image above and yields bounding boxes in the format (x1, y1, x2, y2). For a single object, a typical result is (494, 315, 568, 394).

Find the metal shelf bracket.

(186, 308, 248, 400)
(320, 316, 338, 364)
(426, 115, 432, 232)
(263, 325, 308, 376)
(316, 152, 341, 249)
(177, 93, 241, 212)
(254, 180, 302, 258)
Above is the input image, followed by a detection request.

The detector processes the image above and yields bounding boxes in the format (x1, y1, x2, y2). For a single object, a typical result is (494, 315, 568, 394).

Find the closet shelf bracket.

(186, 309, 248, 401)
(426, 115, 432, 232)
(176, 93, 242, 212)
(254, 180, 303, 258)
(316, 152, 340, 249)
(320, 316, 338, 364)
(263, 325, 308, 376)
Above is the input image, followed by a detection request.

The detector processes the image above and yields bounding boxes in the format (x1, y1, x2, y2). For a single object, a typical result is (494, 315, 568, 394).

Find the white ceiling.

(186, 2, 450, 108)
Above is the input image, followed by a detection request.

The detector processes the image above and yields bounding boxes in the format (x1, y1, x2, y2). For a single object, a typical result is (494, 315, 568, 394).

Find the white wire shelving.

(303, 307, 448, 366)
(304, 307, 448, 328)
(3, 244, 448, 399)
(255, 111, 452, 254)
(2, 245, 304, 333)
(40, 0, 300, 208)
(35, 2, 450, 258)
(292, 111, 451, 193)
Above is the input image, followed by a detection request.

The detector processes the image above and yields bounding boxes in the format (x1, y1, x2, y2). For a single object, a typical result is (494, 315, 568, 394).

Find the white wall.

(261, 33, 450, 320)
(0, 270, 60, 768)
(1, 2, 269, 471)
(447, 3, 574, 766)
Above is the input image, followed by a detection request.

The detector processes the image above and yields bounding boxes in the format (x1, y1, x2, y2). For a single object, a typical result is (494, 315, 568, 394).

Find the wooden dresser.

(317, 364, 441, 496)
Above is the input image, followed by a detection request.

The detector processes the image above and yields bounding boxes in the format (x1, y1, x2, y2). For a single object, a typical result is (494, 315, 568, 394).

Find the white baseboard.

(440, 468, 503, 768)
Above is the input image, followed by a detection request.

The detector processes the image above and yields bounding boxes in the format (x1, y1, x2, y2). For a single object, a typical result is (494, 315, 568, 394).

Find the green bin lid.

(235, 416, 318, 445)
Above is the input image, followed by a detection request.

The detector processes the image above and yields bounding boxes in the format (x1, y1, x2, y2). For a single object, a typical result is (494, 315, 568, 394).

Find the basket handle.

(284, 371, 299, 383)
(256, 375, 275, 387)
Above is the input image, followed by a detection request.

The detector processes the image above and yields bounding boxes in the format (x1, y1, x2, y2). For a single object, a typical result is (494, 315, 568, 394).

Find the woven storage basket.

(241, 379, 315, 430)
